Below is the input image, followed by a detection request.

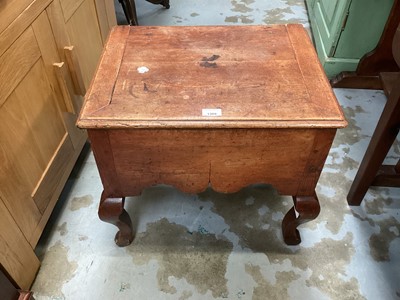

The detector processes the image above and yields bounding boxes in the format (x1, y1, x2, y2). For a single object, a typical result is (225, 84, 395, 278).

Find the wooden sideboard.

(0, 0, 116, 290)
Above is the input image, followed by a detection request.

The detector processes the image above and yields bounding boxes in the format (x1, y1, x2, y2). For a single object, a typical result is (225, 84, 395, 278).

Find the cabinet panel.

(60, 0, 85, 22)
(0, 198, 40, 290)
(0, 28, 52, 238)
(32, 11, 68, 112)
(0, 27, 41, 106)
(320, 0, 339, 24)
(1, 76, 51, 193)
(104, 0, 118, 33)
(65, 0, 104, 88)
(32, 134, 74, 213)
(14, 61, 67, 166)
(312, 0, 351, 56)
(0, 91, 43, 236)
(0, 0, 52, 58)
(49, 0, 115, 89)
(0, 0, 32, 34)
(94, 0, 117, 44)
(306, 0, 316, 9)
(307, 0, 395, 78)
(334, 0, 394, 58)
(0, 10, 81, 241)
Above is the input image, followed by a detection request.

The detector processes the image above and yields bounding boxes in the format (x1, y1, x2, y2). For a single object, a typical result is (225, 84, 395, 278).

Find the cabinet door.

(49, 0, 112, 89)
(0, 11, 72, 289)
(93, 0, 118, 44)
(305, 0, 316, 9)
(333, 0, 394, 59)
(0, 197, 40, 290)
(0, 18, 63, 242)
(64, 0, 104, 88)
(0, 10, 85, 246)
(311, 0, 352, 56)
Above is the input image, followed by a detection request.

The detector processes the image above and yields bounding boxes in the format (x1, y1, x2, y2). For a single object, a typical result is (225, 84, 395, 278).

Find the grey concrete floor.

(31, 1, 400, 299)
(116, 0, 309, 27)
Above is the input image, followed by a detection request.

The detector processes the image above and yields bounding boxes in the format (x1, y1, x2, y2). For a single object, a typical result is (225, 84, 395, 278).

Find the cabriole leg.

(282, 193, 320, 245)
(98, 191, 134, 247)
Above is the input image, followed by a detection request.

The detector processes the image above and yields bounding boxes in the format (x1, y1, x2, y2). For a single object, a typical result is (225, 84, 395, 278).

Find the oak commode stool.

(77, 25, 347, 246)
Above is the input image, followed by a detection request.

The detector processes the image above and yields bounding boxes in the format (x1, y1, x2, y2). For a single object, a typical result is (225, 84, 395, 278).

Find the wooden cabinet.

(306, 0, 394, 78)
(48, 0, 106, 88)
(307, 0, 351, 58)
(0, 197, 40, 291)
(0, 0, 116, 290)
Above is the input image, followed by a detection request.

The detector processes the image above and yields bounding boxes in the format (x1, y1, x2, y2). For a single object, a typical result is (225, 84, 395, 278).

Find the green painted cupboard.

(306, 0, 394, 78)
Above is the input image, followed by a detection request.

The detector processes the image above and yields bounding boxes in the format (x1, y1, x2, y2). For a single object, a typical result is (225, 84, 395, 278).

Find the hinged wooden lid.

(77, 25, 347, 129)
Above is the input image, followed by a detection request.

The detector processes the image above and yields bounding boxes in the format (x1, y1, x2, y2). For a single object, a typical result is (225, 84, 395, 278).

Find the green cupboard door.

(311, 0, 352, 56)
(306, 0, 316, 9)
(333, 0, 394, 59)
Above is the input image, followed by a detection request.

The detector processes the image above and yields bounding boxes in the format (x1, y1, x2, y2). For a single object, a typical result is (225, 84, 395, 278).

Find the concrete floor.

(115, 0, 310, 27)
(31, 1, 400, 299)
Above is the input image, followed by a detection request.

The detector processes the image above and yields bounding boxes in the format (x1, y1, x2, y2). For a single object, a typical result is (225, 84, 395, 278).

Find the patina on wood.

(78, 25, 347, 246)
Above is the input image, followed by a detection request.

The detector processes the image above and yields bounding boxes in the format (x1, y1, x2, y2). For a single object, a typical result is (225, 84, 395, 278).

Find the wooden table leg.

(347, 85, 400, 205)
(125, 0, 138, 26)
(98, 192, 134, 247)
(146, 0, 170, 8)
(282, 193, 320, 245)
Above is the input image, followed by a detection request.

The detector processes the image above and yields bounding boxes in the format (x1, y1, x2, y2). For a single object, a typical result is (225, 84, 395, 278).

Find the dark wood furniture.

(119, 0, 170, 25)
(331, 0, 400, 89)
(347, 24, 400, 205)
(77, 25, 347, 246)
(0, 268, 34, 300)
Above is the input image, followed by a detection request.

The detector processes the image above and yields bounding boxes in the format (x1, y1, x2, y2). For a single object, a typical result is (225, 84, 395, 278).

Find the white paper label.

(137, 66, 149, 74)
(202, 108, 222, 117)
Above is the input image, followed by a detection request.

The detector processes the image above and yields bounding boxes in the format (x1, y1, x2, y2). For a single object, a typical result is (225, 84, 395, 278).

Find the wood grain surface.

(103, 129, 325, 196)
(78, 25, 347, 129)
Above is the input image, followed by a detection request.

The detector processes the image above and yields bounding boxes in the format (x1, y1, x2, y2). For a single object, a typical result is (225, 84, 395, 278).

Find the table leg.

(282, 193, 320, 245)
(146, 0, 170, 9)
(98, 192, 134, 247)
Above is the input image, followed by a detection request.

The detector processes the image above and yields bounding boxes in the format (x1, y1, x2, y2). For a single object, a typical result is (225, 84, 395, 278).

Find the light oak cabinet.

(0, 0, 116, 290)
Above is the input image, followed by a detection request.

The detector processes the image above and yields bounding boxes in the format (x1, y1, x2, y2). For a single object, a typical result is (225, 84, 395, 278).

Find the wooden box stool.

(77, 25, 347, 246)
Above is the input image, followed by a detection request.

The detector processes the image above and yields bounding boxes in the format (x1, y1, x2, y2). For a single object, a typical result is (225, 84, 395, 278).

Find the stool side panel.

(97, 128, 329, 196)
